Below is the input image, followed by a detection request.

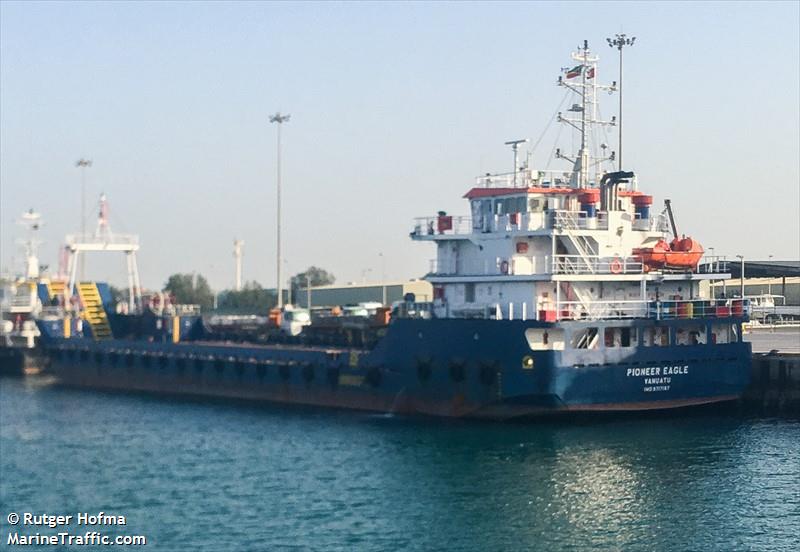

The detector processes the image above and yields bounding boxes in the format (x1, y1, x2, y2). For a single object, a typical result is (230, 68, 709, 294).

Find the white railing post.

(509, 302, 514, 320)
(522, 302, 527, 321)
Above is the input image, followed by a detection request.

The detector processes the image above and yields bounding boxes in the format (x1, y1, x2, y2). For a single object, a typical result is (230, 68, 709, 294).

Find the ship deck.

(180, 340, 365, 354)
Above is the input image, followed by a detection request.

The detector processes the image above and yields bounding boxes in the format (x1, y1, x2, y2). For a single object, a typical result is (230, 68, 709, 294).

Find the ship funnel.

(600, 171, 634, 211)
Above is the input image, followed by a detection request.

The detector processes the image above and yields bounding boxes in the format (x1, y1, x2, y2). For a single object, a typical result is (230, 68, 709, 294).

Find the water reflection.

(1, 378, 798, 551)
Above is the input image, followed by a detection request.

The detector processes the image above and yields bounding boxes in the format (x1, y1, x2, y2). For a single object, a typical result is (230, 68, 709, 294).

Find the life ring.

(500, 260, 509, 275)
(610, 258, 623, 274)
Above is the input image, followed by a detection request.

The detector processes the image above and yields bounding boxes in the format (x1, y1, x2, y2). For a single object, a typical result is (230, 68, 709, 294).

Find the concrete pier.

(742, 328, 800, 412)
(743, 353, 800, 412)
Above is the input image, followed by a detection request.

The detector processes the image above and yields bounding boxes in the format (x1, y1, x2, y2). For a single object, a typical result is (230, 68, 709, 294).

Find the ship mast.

(17, 209, 43, 280)
(556, 40, 617, 188)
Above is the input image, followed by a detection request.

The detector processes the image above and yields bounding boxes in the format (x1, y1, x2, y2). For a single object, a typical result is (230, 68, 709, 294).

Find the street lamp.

(379, 252, 387, 305)
(735, 255, 745, 298)
(75, 158, 92, 280)
(306, 274, 312, 311)
(284, 259, 292, 305)
(768, 254, 773, 295)
(607, 34, 635, 171)
(270, 112, 290, 308)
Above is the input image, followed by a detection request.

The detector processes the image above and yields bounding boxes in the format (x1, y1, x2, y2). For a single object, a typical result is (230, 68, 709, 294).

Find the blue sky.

(1, 1, 798, 290)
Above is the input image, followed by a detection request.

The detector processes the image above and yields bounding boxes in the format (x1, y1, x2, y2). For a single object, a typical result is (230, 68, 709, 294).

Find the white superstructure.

(411, 42, 731, 322)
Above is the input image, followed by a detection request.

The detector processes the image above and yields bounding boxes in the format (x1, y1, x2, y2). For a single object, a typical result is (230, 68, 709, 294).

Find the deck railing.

(65, 234, 139, 247)
(551, 255, 644, 275)
(549, 210, 610, 231)
(475, 169, 577, 189)
(428, 254, 733, 277)
(428, 257, 540, 276)
(552, 298, 750, 321)
(697, 256, 731, 274)
(411, 210, 614, 237)
(433, 298, 750, 321)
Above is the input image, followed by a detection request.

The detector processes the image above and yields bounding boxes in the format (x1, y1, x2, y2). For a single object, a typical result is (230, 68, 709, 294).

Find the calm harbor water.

(1, 377, 799, 551)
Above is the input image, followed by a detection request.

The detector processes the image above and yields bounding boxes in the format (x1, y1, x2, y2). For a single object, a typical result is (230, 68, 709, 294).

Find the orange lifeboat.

(633, 236, 704, 270)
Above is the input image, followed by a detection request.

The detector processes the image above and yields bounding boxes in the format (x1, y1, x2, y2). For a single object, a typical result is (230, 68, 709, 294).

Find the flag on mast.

(586, 66, 596, 79)
(566, 65, 583, 79)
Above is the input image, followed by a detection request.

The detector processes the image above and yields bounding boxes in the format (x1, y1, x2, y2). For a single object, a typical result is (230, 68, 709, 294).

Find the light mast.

(233, 239, 244, 291)
(607, 34, 635, 171)
(269, 112, 290, 309)
(18, 209, 43, 280)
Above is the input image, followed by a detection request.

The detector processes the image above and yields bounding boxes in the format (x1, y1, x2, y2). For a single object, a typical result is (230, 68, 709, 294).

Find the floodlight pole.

(270, 112, 290, 309)
(75, 158, 92, 281)
(736, 255, 745, 299)
(607, 34, 635, 171)
(379, 252, 386, 305)
(768, 254, 773, 295)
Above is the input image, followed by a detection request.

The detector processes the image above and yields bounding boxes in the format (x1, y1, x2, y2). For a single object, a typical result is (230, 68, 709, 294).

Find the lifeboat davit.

(633, 237, 704, 270)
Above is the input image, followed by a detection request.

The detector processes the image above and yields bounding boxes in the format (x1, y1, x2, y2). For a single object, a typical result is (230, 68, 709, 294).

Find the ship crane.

(663, 199, 679, 240)
(64, 194, 143, 313)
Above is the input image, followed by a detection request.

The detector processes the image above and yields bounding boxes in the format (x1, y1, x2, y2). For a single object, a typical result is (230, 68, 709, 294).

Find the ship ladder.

(77, 282, 113, 340)
(47, 280, 66, 302)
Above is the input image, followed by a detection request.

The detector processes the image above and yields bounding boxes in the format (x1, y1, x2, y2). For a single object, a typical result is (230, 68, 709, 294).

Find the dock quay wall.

(742, 353, 800, 413)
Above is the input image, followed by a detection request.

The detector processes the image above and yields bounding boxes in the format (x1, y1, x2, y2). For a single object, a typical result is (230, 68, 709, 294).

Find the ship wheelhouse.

(412, 168, 735, 325)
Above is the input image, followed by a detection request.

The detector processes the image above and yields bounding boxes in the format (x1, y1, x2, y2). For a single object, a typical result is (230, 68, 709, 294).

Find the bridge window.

(526, 328, 565, 351)
(676, 325, 706, 346)
(604, 327, 637, 348)
(711, 323, 733, 344)
(643, 327, 669, 347)
(464, 283, 475, 303)
(495, 197, 526, 215)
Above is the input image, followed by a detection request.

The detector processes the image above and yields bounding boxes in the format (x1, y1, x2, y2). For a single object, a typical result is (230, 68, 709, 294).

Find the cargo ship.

(10, 41, 751, 419)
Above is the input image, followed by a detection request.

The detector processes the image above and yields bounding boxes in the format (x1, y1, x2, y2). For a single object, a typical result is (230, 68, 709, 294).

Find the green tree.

(217, 281, 276, 313)
(163, 273, 214, 309)
(290, 267, 335, 300)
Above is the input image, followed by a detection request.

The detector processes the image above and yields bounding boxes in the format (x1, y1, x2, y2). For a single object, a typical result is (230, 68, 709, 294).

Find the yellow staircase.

(77, 282, 113, 340)
(47, 280, 66, 302)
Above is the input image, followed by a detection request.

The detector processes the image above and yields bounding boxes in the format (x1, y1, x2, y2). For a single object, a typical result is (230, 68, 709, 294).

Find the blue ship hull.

(39, 317, 752, 420)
